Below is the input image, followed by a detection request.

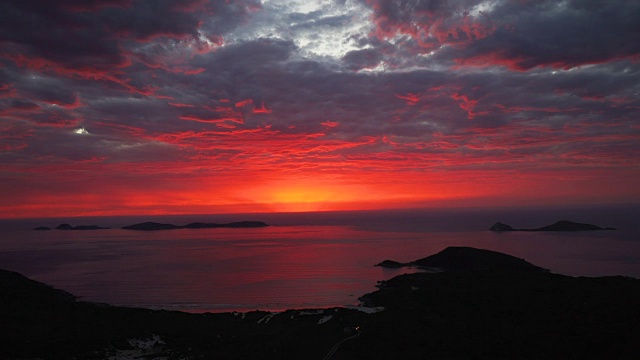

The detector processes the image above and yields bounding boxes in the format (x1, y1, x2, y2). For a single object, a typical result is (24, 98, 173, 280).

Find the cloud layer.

(1, 0, 639, 216)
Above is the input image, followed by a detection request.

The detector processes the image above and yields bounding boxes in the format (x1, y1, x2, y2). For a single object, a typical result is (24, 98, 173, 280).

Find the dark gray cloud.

(0, 0, 255, 76)
(361, 0, 640, 70)
(342, 48, 383, 70)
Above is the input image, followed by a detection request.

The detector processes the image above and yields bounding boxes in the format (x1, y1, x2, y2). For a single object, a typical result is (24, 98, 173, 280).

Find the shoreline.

(2, 246, 640, 359)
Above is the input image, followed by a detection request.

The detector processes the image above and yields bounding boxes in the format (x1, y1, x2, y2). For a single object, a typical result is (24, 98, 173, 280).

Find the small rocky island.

(489, 220, 615, 232)
(122, 221, 269, 230)
(33, 224, 110, 230)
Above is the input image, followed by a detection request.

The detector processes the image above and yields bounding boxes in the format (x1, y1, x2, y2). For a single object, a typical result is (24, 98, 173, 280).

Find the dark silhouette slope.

(2, 247, 640, 359)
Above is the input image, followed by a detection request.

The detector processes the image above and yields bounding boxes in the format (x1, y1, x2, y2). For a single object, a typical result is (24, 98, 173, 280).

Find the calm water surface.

(1, 207, 639, 312)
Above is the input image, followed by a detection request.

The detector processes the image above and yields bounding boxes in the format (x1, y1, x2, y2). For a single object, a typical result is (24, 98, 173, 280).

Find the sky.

(1, 0, 639, 218)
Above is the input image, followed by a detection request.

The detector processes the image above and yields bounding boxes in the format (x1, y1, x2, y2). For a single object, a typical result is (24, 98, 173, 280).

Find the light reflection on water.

(1, 211, 639, 313)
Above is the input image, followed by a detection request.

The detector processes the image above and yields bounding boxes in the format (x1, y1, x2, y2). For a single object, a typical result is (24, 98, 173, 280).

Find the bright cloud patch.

(228, 0, 374, 59)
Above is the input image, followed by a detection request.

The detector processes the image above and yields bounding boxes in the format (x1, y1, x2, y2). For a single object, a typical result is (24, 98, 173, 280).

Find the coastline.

(2, 246, 640, 359)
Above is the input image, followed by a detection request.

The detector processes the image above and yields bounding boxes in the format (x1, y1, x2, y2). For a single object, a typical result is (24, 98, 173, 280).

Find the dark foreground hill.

(2, 247, 640, 359)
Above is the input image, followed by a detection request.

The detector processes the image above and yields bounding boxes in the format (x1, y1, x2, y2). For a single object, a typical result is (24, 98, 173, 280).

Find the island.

(1, 246, 639, 359)
(489, 220, 615, 232)
(122, 221, 269, 230)
(33, 224, 110, 230)
(376, 246, 549, 273)
(121, 222, 183, 230)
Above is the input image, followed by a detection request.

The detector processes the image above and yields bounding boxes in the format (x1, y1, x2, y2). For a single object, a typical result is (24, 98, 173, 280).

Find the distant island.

(2, 246, 639, 359)
(33, 221, 269, 231)
(33, 224, 109, 231)
(121, 221, 269, 231)
(489, 220, 615, 232)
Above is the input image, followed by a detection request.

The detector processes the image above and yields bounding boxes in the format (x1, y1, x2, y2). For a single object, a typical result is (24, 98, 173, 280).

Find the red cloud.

(366, 0, 496, 51)
(253, 101, 272, 114)
(321, 121, 339, 128)
(168, 102, 196, 108)
(3, 54, 161, 95)
(451, 93, 486, 120)
(183, 67, 206, 75)
(395, 93, 420, 106)
(452, 51, 528, 71)
(180, 115, 244, 124)
(235, 99, 253, 108)
(233, 99, 272, 114)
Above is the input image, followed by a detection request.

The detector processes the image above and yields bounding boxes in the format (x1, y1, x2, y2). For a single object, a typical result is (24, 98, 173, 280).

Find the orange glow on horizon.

(245, 181, 377, 212)
(1, 160, 639, 219)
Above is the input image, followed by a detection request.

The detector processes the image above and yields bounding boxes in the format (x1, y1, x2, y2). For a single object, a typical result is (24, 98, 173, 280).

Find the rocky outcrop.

(374, 260, 406, 268)
(489, 222, 514, 231)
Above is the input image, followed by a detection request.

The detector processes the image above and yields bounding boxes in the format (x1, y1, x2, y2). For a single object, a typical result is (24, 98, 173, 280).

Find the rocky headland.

(376, 246, 550, 273)
(489, 219, 615, 232)
(2, 246, 639, 359)
(121, 221, 269, 230)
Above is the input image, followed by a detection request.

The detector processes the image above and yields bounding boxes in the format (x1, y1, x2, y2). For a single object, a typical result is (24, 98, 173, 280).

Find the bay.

(1, 206, 639, 313)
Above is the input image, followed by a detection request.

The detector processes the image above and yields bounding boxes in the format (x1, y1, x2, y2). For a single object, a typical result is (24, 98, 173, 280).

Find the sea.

(1, 205, 639, 313)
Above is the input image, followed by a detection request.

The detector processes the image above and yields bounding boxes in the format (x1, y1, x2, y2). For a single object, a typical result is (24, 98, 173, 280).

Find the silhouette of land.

(33, 224, 110, 230)
(489, 220, 615, 232)
(122, 221, 269, 230)
(2, 247, 639, 359)
(376, 246, 550, 273)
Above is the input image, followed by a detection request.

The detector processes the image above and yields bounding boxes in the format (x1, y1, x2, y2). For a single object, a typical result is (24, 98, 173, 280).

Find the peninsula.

(489, 220, 615, 232)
